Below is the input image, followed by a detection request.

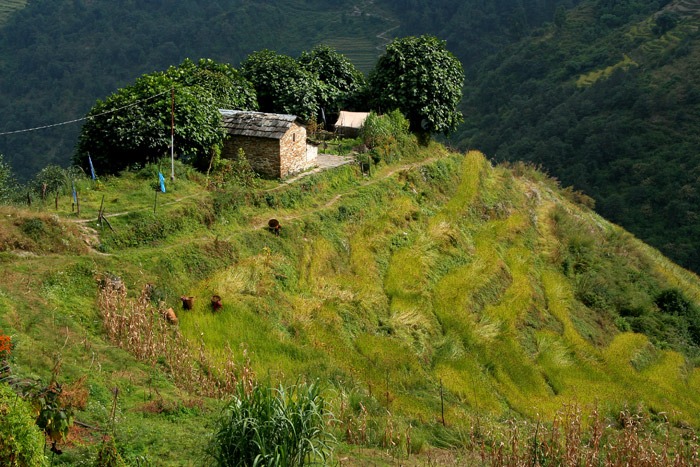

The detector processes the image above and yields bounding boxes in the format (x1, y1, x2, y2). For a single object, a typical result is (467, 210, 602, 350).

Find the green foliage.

(207, 381, 334, 467)
(30, 164, 75, 198)
(210, 148, 258, 190)
(298, 45, 366, 116)
(0, 383, 47, 467)
(241, 50, 321, 121)
(360, 110, 417, 164)
(368, 35, 464, 136)
(165, 58, 258, 111)
(0, 154, 18, 204)
(33, 370, 87, 448)
(76, 58, 256, 174)
(655, 289, 694, 317)
(93, 436, 126, 467)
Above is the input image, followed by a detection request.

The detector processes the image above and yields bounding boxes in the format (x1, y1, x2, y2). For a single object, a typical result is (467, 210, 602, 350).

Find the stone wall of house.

(222, 136, 280, 178)
(279, 122, 314, 178)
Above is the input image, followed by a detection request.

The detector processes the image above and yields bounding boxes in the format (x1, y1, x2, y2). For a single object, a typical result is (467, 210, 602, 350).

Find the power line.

(0, 89, 171, 136)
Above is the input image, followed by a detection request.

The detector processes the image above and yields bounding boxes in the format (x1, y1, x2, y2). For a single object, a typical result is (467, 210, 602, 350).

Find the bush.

(93, 436, 126, 467)
(655, 289, 694, 316)
(361, 110, 416, 164)
(0, 383, 47, 467)
(207, 381, 334, 466)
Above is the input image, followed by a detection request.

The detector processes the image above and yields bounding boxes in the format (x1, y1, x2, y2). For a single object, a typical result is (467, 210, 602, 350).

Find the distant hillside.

(446, 0, 700, 273)
(1, 0, 700, 273)
(0, 0, 395, 179)
(0, 0, 26, 26)
(1, 143, 700, 463)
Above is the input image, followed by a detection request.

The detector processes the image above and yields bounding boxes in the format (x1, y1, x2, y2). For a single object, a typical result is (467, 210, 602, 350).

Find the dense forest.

(1, 0, 700, 272)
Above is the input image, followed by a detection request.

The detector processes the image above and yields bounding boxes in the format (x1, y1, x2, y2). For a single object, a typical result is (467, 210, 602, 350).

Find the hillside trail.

(70, 154, 441, 254)
(349, 0, 399, 51)
(248, 155, 441, 231)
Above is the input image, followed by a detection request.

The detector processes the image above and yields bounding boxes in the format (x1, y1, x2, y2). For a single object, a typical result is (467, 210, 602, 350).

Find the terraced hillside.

(1, 143, 700, 464)
(0, 0, 25, 25)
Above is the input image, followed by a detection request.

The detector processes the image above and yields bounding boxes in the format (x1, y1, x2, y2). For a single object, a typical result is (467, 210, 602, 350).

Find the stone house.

(219, 109, 317, 179)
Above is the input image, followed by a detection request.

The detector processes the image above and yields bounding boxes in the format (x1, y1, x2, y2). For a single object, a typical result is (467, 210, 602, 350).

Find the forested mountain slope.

(0, 0, 395, 178)
(447, 0, 700, 272)
(1, 0, 699, 274)
(2, 145, 700, 463)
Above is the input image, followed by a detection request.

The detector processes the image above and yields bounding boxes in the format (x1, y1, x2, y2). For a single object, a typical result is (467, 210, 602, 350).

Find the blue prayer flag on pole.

(158, 172, 166, 193)
(88, 155, 96, 180)
(72, 182, 77, 204)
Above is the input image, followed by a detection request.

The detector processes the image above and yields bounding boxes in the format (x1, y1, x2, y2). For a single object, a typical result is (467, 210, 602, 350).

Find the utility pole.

(170, 87, 175, 181)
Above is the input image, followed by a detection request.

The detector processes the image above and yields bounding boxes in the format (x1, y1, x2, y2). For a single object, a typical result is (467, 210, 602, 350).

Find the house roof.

(334, 111, 370, 129)
(219, 110, 300, 139)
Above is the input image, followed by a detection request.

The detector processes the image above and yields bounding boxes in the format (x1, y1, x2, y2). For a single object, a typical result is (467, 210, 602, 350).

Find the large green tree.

(76, 59, 257, 174)
(298, 45, 366, 116)
(368, 35, 464, 136)
(241, 50, 321, 121)
(0, 155, 17, 204)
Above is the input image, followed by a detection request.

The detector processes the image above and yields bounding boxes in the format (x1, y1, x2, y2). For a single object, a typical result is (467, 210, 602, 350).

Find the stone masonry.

(219, 110, 316, 179)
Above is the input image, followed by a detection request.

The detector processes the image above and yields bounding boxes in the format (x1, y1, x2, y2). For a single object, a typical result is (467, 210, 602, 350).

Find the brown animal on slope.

(163, 308, 178, 325)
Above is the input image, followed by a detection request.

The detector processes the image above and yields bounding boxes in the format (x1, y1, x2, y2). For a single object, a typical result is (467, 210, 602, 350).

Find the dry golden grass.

(97, 275, 254, 398)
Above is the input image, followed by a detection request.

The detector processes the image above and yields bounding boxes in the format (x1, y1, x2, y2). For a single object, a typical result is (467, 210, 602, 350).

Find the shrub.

(0, 154, 19, 205)
(93, 436, 126, 467)
(655, 289, 694, 316)
(361, 110, 416, 164)
(0, 383, 47, 467)
(207, 381, 334, 466)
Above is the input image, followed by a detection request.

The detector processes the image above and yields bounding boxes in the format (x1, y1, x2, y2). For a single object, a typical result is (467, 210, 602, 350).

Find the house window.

(292, 133, 296, 142)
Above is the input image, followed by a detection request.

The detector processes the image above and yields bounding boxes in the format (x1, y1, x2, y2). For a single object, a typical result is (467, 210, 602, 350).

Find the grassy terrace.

(2, 144, 700, 464)
(0, 0, 26, 26)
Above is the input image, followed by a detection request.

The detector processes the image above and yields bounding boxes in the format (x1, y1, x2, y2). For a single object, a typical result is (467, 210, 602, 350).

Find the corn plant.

(207, 380, 334, 466)
(97, 275, 254, 398)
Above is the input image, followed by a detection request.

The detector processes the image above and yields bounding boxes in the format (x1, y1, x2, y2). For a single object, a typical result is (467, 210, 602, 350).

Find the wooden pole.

(171, 87, 175, 181)
(55, 191, 59, 210)
(98, 195, 105, 228)
(153, 189, 158, 214)
(76, 192, 80, 216)
(440, 378, 445, 427)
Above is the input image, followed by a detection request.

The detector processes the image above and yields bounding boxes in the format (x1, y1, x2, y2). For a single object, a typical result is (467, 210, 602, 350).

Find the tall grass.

(207, 380, 334, 466)
(462, 403, 699, 466)
(97, 275, 254, 398)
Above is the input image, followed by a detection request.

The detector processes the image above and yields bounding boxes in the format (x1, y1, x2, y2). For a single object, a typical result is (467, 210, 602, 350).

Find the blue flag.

(88, 155, 96, 180)
(158, 172, 166, 193)
(72, 182, 77, 204)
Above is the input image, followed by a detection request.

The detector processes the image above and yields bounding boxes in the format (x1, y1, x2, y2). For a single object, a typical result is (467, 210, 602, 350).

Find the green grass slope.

(1, 145, 700, 464)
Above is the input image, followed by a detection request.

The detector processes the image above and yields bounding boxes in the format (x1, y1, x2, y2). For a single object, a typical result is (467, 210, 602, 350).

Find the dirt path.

(250, 156, 439, 230)
(72, 154, 442, 254)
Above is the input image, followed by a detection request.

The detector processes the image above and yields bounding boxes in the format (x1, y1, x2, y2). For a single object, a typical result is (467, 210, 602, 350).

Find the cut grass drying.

(3, 144, 700, 463)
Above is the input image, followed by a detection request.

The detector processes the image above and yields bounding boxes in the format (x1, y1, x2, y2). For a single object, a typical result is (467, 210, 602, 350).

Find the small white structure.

(334, 111, 370, 137)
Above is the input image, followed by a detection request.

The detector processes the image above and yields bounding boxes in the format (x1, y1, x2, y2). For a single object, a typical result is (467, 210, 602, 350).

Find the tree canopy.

(241, 50, 321, 121)
(75, 59, 257, 174)
(368, 35, 464, 136)
(0, 155, 17, 204)
(298, 45, 366, 117)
